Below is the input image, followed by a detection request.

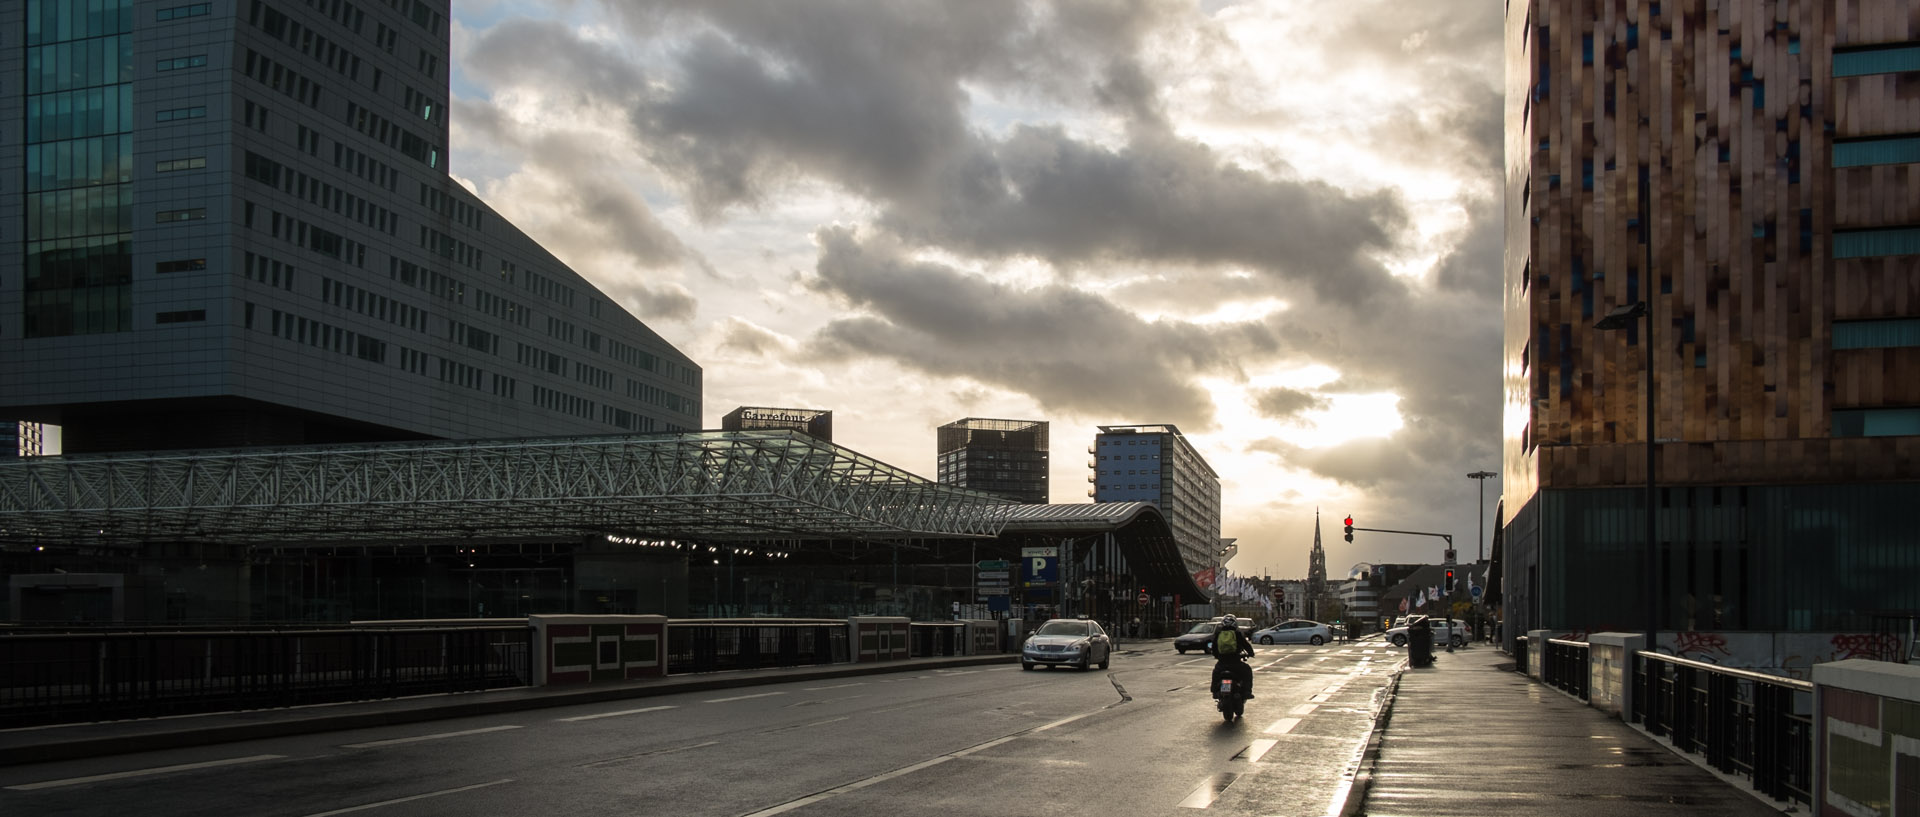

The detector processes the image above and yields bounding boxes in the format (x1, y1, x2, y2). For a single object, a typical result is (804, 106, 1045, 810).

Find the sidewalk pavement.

(1349, 643, 1800, 817)
(0, 652, 1018, 767)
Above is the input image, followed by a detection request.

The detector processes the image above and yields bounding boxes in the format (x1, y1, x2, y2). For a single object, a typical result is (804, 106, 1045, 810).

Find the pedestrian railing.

(1543, 638, 1590, 700)
(665, 620, 847, 674)
(1513, 635, 1529, 674)
(0, 626, 529, 728)
(1634, 651, 1813, 806)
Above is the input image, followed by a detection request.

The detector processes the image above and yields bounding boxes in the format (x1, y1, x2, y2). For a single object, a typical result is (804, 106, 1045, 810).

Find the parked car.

(1173, 620, 1251, 654)
(1251, 619, 1333, 646)
(1385, 616, 1467, 648)
(1021, 618, 1113, 671)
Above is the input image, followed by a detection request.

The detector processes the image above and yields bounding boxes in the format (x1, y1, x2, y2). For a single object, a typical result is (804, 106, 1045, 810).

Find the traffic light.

(1343, 515, 1353, 543)
(1444, 568, 1456, 592)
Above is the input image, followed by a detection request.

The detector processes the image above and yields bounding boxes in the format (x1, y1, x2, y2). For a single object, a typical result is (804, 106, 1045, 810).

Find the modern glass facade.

(1511, 484, 1920, 635)
(21, 0, 134, 337)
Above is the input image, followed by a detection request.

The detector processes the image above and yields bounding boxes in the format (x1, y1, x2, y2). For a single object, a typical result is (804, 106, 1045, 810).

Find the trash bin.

(1408, 615, 1434, 668)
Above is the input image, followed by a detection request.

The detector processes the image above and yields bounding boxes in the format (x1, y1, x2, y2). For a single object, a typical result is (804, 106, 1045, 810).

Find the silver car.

(1251, 619, 1333, 645)
(1021, 618, 1113, 671)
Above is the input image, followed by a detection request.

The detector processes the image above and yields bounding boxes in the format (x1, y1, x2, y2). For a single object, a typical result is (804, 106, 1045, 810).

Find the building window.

(1833, 136, 1920, 167)
(156, 156, 207, 173)
(1834, 318, 1920, 349)
(155, 258, 206, 274)
(156, 55, 208, 71)
(156, 309, 206, 324)
(1833, 227, 1920, 258)
(156, 3, 210, 21)
(1833, 408, 1920, 437)
(156, 106, 206, 122)
(1834, 44, 1920, 77)
(156, 208, 206, 222)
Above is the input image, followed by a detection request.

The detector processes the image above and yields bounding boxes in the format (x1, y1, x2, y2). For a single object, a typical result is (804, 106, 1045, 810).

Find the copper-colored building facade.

(1504, 0, 1920, 638)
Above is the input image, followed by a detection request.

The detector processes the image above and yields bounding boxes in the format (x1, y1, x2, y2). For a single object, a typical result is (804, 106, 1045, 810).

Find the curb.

(1335, 663, 1405, 817)
(0, 653, 1017, 767)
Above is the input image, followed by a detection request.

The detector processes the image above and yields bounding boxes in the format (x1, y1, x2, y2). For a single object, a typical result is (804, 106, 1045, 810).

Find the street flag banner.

(1398, 597, 1409, 613)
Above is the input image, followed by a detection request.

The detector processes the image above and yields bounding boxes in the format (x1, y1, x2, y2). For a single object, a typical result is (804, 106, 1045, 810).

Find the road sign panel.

(976, 560, 1010, 569)
(976, 570, 1010, 580)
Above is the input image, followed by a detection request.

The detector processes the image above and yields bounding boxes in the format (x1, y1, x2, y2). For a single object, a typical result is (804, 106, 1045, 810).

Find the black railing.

(1513, 636, 1530, 674)
(665, 620, 848, 674)
(1635, 651, 1813, 806)
(908, 623, 964, 657)
(0, 626, 530, 728)
(1544, 638, 1590, 700)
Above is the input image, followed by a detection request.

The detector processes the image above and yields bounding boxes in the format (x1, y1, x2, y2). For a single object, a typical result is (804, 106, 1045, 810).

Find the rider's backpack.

(1215, 626, 1238, 655)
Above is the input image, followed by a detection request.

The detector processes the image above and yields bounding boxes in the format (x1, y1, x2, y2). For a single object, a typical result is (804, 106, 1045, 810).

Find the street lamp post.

(1466, 470, 1498, 563)
(1595, 299, 1655, 654)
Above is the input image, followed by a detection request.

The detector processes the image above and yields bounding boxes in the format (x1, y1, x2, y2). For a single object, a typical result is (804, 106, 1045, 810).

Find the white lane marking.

(1309, 693, 1333, 702)
(1177, 772, 1240, 808)
(704, 691, 788, 703)
(297, 779, 513, 817)
(6, 754, 286, 791)
(1290, 704, 1318, 716)
(1034, 710, 1100, 732)
(1234, 739, 1279, 763)
(803, 682, 867, 690)
(934, 669, 980, 676)
(343, 725, 521, 748)
(557, 705, 676, 722)
(1265, 718, 1301, 735)
(986, 666, 1019, 671)
(739, 755, 957, 816)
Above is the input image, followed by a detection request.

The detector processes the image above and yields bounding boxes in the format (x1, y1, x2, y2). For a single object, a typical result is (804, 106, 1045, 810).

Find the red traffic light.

(1343, 516, 1353, 527)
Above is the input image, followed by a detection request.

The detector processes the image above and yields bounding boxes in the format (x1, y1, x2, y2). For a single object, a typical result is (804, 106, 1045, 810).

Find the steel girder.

(0, 431, 1014, 548)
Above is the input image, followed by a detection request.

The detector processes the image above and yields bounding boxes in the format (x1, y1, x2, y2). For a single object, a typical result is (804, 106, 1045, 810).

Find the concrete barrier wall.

(530, 614, 667, 685)
(1587, 632, 1644, 718)
(961, 619, 1002, 655)
(1812, 659, 1920, 817)
(1528, 630, 1551, 680)
(849, 616, 910, 662)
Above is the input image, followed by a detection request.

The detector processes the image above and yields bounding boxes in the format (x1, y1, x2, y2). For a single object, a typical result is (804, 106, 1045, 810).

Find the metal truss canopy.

(0, 431, 1016, 547)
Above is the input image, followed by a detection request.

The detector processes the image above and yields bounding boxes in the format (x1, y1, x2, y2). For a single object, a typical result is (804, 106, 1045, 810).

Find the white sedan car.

(1250, 619, 1333, 646)
(1385, 617, 1468, 648)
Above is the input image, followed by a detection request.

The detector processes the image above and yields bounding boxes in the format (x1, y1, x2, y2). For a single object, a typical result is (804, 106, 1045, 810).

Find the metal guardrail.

(1544, 638, 1590, 700)
(1635, 651, 1813, 806)
(0, 626, 530, 728)
(664, 620, 848, 673)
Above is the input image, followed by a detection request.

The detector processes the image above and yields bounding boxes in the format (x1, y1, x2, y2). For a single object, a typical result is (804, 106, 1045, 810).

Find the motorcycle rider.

(1209, 614, 1255, 700)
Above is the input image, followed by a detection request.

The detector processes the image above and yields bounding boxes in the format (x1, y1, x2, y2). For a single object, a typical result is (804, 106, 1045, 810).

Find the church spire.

(1308, 508, 1328, 599)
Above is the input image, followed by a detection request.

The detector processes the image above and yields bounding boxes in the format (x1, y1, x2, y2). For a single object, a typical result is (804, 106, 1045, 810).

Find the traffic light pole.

(1348, 527, 1456, 563)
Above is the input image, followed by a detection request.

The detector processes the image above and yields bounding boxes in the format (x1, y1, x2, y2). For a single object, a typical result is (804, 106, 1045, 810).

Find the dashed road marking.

(558, 705, 675, 722)
(1264, 717, 1301, 735)
(1177, 772, 1240, 808)
(5, 754, 286, 791)
(1233, 739, 1278, 763)
(344, 725, 521, 749)
(297, 779, 513, 817)
(704, 691, 787, 703)
(802, 682, 866, 690)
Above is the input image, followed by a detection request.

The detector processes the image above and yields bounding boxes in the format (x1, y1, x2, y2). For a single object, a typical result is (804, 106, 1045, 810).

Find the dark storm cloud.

(803, 227, 1284, 428)
(1254, 387, 1330, 422)
(884, 126, 1410, 307)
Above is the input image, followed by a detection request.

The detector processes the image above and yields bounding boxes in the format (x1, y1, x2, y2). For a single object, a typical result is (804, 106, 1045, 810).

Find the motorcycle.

(1213, 676, 1247, 723)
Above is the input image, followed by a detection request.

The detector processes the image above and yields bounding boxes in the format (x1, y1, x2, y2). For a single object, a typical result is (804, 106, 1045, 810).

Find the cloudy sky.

(446, 0, 1507, 578)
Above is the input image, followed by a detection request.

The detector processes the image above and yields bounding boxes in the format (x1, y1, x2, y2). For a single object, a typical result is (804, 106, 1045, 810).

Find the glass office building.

(0, 0, 701, 453)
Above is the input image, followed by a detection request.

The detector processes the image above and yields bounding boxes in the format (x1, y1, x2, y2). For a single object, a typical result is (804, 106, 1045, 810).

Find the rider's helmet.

(1220, 614, 1237, 628)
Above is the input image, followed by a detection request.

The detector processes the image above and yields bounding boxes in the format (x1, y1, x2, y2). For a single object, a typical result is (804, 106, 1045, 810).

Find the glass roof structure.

(0, 430, 1015, 548)
(0, 429, 1211, 601)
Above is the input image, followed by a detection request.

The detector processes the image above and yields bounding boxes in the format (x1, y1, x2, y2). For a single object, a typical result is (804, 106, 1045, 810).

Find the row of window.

(26, 0, 131, 46)
(244, 251, 297, 291)
(420, 185, 481, 230)
(421, 226, 482, 270)
(323, 274, 428, 333)
(242, 199, 370, 268)
(244, 151, 399, 237)
(345, 102, 438, 168)
(250, 1, 364, 83)
(335, 143, 402, 193)
(242, 48, 324, 110)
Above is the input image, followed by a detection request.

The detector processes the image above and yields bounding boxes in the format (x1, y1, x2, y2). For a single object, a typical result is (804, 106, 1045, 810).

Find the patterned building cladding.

(1504, 0, 1920, 513)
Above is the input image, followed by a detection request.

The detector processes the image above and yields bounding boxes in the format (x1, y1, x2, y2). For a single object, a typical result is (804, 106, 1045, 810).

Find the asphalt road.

(0, 643, 1401, 817)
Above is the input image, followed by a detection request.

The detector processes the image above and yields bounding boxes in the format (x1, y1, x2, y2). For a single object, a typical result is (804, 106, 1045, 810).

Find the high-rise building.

(1, 422, 44, 457)
(1091, 424, 1221, 577)
(935, 417, 1047, 503)
(0, 0, 700, 454)
(1503, 1, 1920, 641)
